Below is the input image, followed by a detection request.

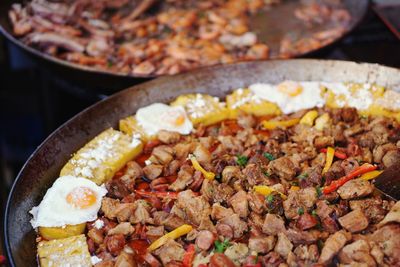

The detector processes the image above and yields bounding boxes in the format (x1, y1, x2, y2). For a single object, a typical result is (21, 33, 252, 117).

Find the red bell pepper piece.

(323, 163, 377, 194)
(182, 244, 196, 267)
(320, 148, 347, 159)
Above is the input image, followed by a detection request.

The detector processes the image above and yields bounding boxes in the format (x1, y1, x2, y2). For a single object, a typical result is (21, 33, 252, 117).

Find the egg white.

(136, 103, 193, 136)
(30, 175, 107, 228)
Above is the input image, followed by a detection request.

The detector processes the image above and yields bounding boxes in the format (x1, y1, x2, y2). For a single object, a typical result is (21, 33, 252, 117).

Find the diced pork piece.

(294, 244, 319, 262)
(241, 163, 266, 186)
(316, 200, 334, 219)
(247, 192, 266, 214)
(349, 198, 387, 224)
(338, 240, 376, 267)
(261, 251, 284, 266)
(216, 223, 234, 239)
(101, 197, 120, 219)
(262, 214, 286, 235)
(169, 165, 194, 191)
(222, 165, 242, 184)
(162, 213, 186, 231)
(143, 164, 163, 180)
(296, 213, 318, 230)
(152, 145, 174, 165)
(269, 157, 299, 181)
(108, 222, 134, 236)
(318, 230, 351, 264)
(249, 235, 276, 254)
(196, 230, 215, 250)
(193, 144, 212, 164)
(382, 149, 400, 168)
(370, 224, 400, 265)
(157, 130, 181, 144)
(228, 190, 249, 218)
(274, 233, 293, 259)
(224, 243, 249, 265)
(217, 213, 248, 238)
(285, 229, 320, 245)
(130, 200, 151, 224)
(175, 190, 211, 226)
(283, 187, 318, 219)
(377, 201, 400, 227)
(337, 179, 374, 200)
(153, 239, 185, 265)
(211, 203, 235, 220)
(338, 210, 369, 233)
(115, 250, 137, 267)
(174, 143, 192, 160)
(146, 226, 165, 242)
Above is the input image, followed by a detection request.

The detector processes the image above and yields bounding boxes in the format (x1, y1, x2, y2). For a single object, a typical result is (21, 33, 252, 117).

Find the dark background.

(0, 4, 399, 259)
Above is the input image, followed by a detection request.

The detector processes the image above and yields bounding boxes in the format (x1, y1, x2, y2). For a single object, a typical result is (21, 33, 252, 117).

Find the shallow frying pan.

(4, 59, 400, 266)
(0, 0, 369, 92)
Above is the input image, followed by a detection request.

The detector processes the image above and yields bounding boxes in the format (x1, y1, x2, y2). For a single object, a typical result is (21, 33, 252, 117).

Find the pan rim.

(4, 58, 400, 267)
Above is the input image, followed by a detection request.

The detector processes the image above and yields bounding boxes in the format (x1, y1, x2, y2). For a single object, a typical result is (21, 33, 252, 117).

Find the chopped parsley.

(263, 152, 275, 161)
(297, 207, 304, 215)
(311, 210, 318, 216)
(266, 194, 275, 203)
(316, 186, 322, 197)
(297, 173, 308, 180)
(214, 239, 231, 253)
(107, 60, 113, 68)
(262, 169, 270, 177)
(236, 155, 248, 167)
(317, 239, 324, 251)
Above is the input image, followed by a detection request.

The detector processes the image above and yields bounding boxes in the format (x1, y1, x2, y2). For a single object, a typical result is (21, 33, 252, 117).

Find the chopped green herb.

(266, 194, 275, 203)
(214, 239, 231, 253)
(236, 155, 248, 167)
(297, 207, 304, 215)
(291, 181, 299, 186)
(311, 210, 317, 216)
(215, 173, 222, 181)
(107, 61, 113, 68)
(254, 254, 259, 264)
(321, 176, 326, 186)
(262, 170, 270, 177)
(316, 186, 322, 197)
(297, 173, 308, 180)
(317, 239, 324, 251)
(263, 152, 275, 161)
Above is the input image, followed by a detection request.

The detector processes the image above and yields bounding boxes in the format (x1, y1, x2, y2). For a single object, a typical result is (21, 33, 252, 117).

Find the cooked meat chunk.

(269, 157, 299, 181)
(143, 164, 163, 180)
(169, 165, 194, 191)
(211, 203, 235, 220)
(221, 166, 242, 184)
(274, 232, 293, 259)
(237, 114, 256, 128)
(130, 200, 151, 224)
(248, 192, 266, 214)
(382, 149, 400, 168)
(217, 213, 248, 238)
(249, 235, 276, 254)
(373, 143, 397, 163)
(285, 229, 320, 245)
(337, 179, 374, 200)
(241, 163, 266, 186)
(193, 144, 212, 164)
(105, 233, 126, 256)
(314, 135, 334, 149)
(108, 222, 134, 236)
(146, 226, 165, 242)
(175, 190, 211, 226)
(106, 179, 130, 199)
(157, 130, 180, 144)
(174, 143, 192, 160)
(228, 190, 249, 218)
(338, 240, 376, 267)
(216, 223, 234, 239)
(224, 243, 249, 265)
(338, 210, 369, 233)
(294, 244, 319, 262)
(296, 213, 318, 230)
(316, 200, 334, 219)
(161, 213, 186, 231)
(262, 214, 286, 235)
(349, 198, 387, 224)
(153, 239, 185, 265)
(196, 230, 215, 250)
(370, 224, 400, 265)
(283, 187, 317, 219)
(115, 250, 137, 267)
(152, 146, 174, 165)
(377, 201, 400, 227)
(318, 230, 351, 264)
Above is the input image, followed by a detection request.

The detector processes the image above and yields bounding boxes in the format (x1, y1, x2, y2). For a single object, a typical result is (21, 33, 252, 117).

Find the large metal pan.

(0, 0, 369, 92)
(4, 59, 400, 267)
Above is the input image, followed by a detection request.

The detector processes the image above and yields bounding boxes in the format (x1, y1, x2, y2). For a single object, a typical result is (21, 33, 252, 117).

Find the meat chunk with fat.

(249, 235, 276, 254)
(370, 224, 400, 265)
(153, 239, 185, 265)
(338, 240, 376, 267)
(274, 232, 293, 259)
(349, 198, 387, 224)
(143, 164, 163, 180)
(146, 226, 165, 242)
(338, 209, 369, 233)
(294, 244, 319, 263)
(283, 187, 317, 219)
(152, 145, 174, 165)
(115, 250, 137, 267)
(196, 230, 215, 250)
(318, 230, 351, 264)
(262, 214, 286, 235)
(157, 130, 180, 144)
(211, 203, 234, 220)
(228, 190, 249, 218)
(377, 201, 400, 227)
(337, 179, 374, 200)
(169, 165, 194, 191)
(217, 213, 248, 238)
(107, 222, 134, 236)
(175, 190, 211, 226)
(268, 157, 299, 181)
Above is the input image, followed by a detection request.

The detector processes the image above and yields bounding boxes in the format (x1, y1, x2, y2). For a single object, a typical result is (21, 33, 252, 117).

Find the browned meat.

(262, 214, 286, 235)
(261, 251, 284, 267)
(174, 143, 192, 160)
(314, 136, 334, 149)
(209, 253, 236, 267)
(349, 198, 388, 224)
(318, 230, 351, 264)
(217, 213, 247, 238)
(248, 192, 266, 214)
(108, 222, 134, 236)
(296, 213, 318, 230)
(373, 143, 397, 163)
(340, 158, 359, 175)
(193, 144, 212, 164)
(196, 230, 215, 250)
(143, 252, 162, 267)
(146, 226, 165, 242)
(321, 216, 340, 233)
(101, 197, 120, 219)
(26, 32, 85, 52)
(299, 165, 323, 188)
(269, 157, 299, 181)
(211, 203, 235, 220)
(241, 163, 266, 186)
(338, 209, 369, 233)
(377, 201, 400, 227)
(224, 242, 249, 264)
(115, 250, 137, 267)
(161, 213, 186, 231)
(285, 229, 320, 245)
(283, 187, 317, 219)
(105, 233, 126, 256)
(130, 200, 151, 224)
(157, 130, 181, 144)
(153, 239, 185, 265)
(152, 145, 174, 165)
(228, 190, 249, 218)
(382, 149, 400, 168)
(249, 235, 276, 254)
(106, 179, 130, 199)
(316, 200, 334, 219)
(274, 232, 293, 258)
(88, 228, 104, 245)
(175, 190, 211, 226)
(294, 244, 319, 263)
(337, 179, 374, 200)
(143, 164, 163, 180)
(169, 165, 194, 191)
(216, 223, 234, 239)
(338, 240, 376, 267)
(221, 166, 242, 184)
(370, 224, 400, 265)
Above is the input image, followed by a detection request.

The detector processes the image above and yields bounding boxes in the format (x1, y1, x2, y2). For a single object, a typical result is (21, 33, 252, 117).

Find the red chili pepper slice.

(182, 244, 196, 267)
(323, 163, 377, 194)
(320, 148, 347, 159)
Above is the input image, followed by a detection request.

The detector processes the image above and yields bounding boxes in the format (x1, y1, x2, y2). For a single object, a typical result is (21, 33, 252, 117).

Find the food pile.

(31, 81, 400, 266)
(9, 0, 350, 75)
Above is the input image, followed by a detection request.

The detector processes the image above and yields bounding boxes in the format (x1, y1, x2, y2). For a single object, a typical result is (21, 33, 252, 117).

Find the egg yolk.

(163, 110, 186, 126)
(66, 187, 97, 209)
(278, 81, 303, 97)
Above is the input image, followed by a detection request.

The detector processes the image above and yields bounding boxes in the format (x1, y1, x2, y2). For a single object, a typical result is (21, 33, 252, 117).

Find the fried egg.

(249, 81, 325, 114)
(30, 175, 107, 228)
(136, 103, 193, 136)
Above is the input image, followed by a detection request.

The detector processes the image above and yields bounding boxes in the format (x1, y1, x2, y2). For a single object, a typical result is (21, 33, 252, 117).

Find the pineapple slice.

(39, 223, 86, 240)
(226, 88, 281, 118)
(37, 234, 91, 267)
(170, 93, 230, 126)
(60, 128, 143, 185)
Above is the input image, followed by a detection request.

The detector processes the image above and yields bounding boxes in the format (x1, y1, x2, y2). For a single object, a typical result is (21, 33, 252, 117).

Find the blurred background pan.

(0, 0, 369, 93)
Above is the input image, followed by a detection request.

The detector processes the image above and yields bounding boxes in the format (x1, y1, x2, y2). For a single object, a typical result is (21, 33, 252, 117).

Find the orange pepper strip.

(262, 118, 300, 130)
(323, 163, 377, 195)
(322, 147, 335, 174)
